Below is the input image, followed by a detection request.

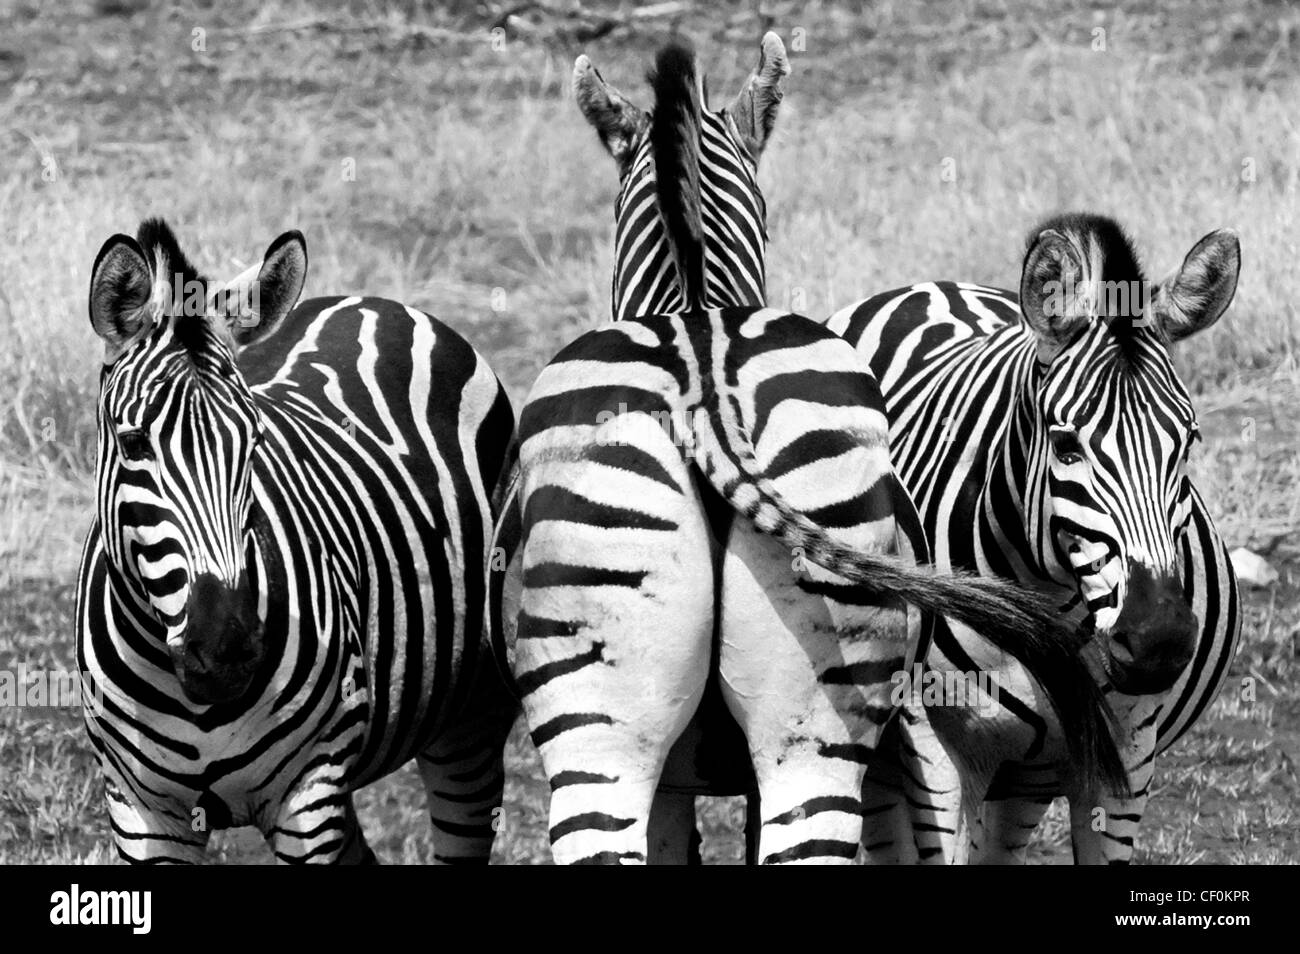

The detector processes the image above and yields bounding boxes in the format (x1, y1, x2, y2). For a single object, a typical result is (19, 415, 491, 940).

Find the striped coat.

(78, 220, 517, 863)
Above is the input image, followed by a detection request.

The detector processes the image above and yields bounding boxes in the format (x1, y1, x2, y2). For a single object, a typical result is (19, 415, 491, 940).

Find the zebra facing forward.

(493, 37, 1126, 865)
(77, 220, 517, 863)
(829, 213, 1242, 863)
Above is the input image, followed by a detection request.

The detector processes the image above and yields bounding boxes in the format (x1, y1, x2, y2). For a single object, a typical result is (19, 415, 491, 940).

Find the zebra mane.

(649, 41, 706, 309)
(134, 218, 227, 363)
(137, 217, 205, 292)
(1027, 212, 1149, 347)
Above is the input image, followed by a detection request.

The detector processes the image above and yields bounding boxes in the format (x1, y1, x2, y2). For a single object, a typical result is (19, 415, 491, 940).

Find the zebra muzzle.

(1102, 562, 1196, 695)
(170, 571, 266, 706)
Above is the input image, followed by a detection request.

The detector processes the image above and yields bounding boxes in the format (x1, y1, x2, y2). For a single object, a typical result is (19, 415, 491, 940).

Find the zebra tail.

(690, 403, 1132, 800)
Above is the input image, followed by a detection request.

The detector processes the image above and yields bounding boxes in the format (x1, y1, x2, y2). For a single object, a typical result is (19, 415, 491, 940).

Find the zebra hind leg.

(525, 591, 713, 866)
(517, 523, 715, 865)
(719, 520, 915, 864)
(647, 791, 702, 864)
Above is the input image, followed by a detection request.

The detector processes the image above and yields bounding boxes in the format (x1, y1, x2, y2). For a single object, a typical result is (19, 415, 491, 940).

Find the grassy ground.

(0, 0, 1296, 864)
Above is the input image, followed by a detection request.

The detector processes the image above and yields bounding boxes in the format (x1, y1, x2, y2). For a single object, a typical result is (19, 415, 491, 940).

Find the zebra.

(490, 37, 1127, 865)
(76, 219, 518, 863)
(827, 212, 1242, 863)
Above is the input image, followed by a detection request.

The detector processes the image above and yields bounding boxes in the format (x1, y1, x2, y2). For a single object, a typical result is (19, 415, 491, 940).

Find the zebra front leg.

(984, 709, 1157, 864)
(973, 796, 1052, 863)
(105, 779, 210, 863)
(899, 699, 977, 863)
(271, 785, 374, 864)
(861, 703, 972, 864)
(1068, 737, 1156, 865)
(860, 731, 920, 864)
(1069, 790, 1151, 864)
(416, 698, 515, 864)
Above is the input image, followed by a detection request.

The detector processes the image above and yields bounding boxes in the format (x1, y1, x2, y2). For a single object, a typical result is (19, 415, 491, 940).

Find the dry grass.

(0, 0, 1295, 864)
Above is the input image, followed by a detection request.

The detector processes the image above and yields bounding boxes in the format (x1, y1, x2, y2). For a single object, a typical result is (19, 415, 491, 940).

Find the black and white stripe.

(829, 213, 1243, 863)
(77, 219, 517, 863)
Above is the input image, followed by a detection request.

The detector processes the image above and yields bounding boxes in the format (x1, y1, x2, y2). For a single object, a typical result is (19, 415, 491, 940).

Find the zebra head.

(574, 32, 790, 319)
(1016, 213, 1240, 695)
(88, 219, 307, 705)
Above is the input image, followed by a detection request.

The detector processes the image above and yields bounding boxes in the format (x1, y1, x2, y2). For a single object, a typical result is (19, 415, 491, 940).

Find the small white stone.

(1230, 548, 1279, 588)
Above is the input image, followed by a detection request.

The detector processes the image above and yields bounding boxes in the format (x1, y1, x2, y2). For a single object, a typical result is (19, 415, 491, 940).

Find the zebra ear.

(89, 233, 156, 363)
(1019, 228, 1092, 362)
(222, 231, 308, 349)
(1150, 230, 1240, 343)
(724, 31, 790, 162)
(573, 54, 649, 175)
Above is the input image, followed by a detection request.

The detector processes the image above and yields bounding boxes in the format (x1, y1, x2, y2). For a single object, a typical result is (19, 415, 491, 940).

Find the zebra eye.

(1048, 425, 1085, 465)
(117, 428, 154, 462)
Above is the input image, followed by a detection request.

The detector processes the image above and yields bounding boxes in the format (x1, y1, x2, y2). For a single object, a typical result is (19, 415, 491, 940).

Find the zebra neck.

(612, 274, 689, 323)
(997, 367, 1039, 513)
(246, 496, 287, 615)
(610, 243, 764, 322)
(975, 351, 1069, 594)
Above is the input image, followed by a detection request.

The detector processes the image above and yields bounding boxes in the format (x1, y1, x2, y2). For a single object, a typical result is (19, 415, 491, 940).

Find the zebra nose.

(170, 572, 264, 705)
(1105, 562, 1196, 695)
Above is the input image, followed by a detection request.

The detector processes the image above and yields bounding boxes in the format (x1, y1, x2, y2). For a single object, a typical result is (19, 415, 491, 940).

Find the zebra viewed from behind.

(77, 219, 517, 863)
(493, 37, 1127, 865)
(829, 213, 1242, 862)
